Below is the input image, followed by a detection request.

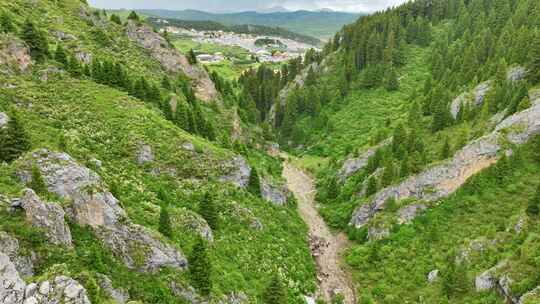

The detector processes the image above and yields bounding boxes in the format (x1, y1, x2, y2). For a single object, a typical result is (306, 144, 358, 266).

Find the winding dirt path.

(283, 161, 356, 304)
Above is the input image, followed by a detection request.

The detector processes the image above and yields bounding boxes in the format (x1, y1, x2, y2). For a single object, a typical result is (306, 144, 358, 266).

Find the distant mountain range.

(134, 9, 364, 39)
(147, 17, 322, 46)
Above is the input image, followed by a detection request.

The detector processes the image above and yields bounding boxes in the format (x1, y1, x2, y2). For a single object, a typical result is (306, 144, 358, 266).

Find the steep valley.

(1, 0, 540, 303)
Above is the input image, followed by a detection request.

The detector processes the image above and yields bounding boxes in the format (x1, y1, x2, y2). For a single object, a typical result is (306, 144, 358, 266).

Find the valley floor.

(283, 160, 356, 303)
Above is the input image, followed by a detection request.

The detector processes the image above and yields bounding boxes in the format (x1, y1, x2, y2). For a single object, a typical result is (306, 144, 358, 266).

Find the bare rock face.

(427, 269, 439, 283)
(136, 144, 155, 165)
(0, 36, 31, 73)
(450, 81, 492, 119)
(18, 149, 126, 228)
(0, 252, 26, 303)
(367, 226, 390, 241)
(20, 189, 73, 247)
(0, 232, 34, 277)
(397, 204, 427, 225)
(125, 21, 218, 102)
(97, 273, 129, 304)
(339, 139, 391, 182)
(451, 66, 527, 119)
(1, 251, 90, 304)
(519, 286, 540, 304)
(96, 223, 187, 272)
(507, 66, 527, 82)
(350, 99, 540, 229)
(260, 178, 289, 206)
(0, 112, 8, 129)
(219, 156, 251, 188)
(18, 149, 187, 273)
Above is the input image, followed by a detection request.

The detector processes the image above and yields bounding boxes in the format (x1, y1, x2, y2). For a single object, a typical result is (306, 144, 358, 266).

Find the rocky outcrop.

(18, 149, 126, 228)
(427, 269, 439, 283)
(451, 66, 527, 118)
(0, 112, 8, 129)
(339, 139, 391, 182)
(219, 156, 251, 188)
(475, 260, 519, 303)
(136, 144, 155, 165)
(20, 189, 73, 246)
(350, 98, 540, 229)
(269, 60, 327, 123)
(519, 286, 540, 304)
(397, 204, 427, 225)
(260, 178, 289, 206)
(0, 36, 31, 73)
(450, 81, 492, 119)
(171, 209, 214, 242)
(97, 273, 129, 304)
(0, 252, 90, 304)
(0, 232, 34, 277)
(18, 149, 187, 273)
(507, 66, 527, 82)
(367, 226, 390, 241)
(125, 21, 218, 102)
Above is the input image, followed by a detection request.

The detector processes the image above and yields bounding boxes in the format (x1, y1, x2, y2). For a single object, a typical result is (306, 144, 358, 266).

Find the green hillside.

(134, 9, 363, 40)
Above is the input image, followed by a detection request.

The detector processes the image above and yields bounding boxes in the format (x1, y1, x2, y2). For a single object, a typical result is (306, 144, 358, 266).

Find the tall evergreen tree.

(54, 44, 68, 66)
(189, 238, 212, 296)
(21, 19, 49, 62)
(0, 113, 31, 163)
(365, 176, 378, 196)
(385, 68, 399, 91)
(127, 11, 140, 21)
(199, 192, 218, 230)
(526, 185, 540, 217)
(158, 205, 173, 238)
(29, 165, 47, 195)
(188, 49, 197, 65)
(110, 14, 121, 25)
(248, 167, 261, 197)
(262, 275, 286, 304)
(0, 11, 15, 33)
(528, 31, 540, 84)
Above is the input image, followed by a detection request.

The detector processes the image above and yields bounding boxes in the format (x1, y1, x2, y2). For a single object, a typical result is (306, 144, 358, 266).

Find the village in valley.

(155, 19, 319, 64)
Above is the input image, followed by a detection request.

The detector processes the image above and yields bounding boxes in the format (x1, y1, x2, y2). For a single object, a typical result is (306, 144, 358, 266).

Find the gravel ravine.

(283, 161, 357, 304)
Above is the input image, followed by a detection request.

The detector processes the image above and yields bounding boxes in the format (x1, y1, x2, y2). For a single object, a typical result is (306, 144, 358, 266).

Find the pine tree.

(110, 14, 122, 25)
(385, 68, 399, 91)
(127, 11, 140, 21)
(441, 137, 452, 159)
(528, 31, 540, 84)
(199, 192, 218, 230)
(248, 167, 261, 197)
(54, 44, 68, 66)
(158, 205, 173, 238)
(29, 165, 47, 195)
(0, 11, 15, 33)
(21, 19, 49, 62)
(526, 185, 540, 217)
(0, 113, 31, 163)
(188, 49, 197, 65)
(67, 56, 82, 77)
(381, 161, 395, 187)
(365, 176, 378, 196)
(262, 275, 287, 304)
(189, 238, 212, 296)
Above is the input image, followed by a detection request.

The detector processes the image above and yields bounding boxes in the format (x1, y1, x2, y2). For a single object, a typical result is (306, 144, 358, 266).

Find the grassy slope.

(347, 142, 540, 303)
(0, 0, 317, 302)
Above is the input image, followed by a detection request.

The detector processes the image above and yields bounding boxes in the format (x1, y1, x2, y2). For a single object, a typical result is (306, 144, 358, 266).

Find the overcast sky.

(88, 0, 408, 13)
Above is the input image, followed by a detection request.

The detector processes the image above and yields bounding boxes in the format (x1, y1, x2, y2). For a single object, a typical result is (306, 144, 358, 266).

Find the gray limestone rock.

(219, 156, 251, 188)
(350, 100, 540, 229)
(20, 189, 73, 246)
